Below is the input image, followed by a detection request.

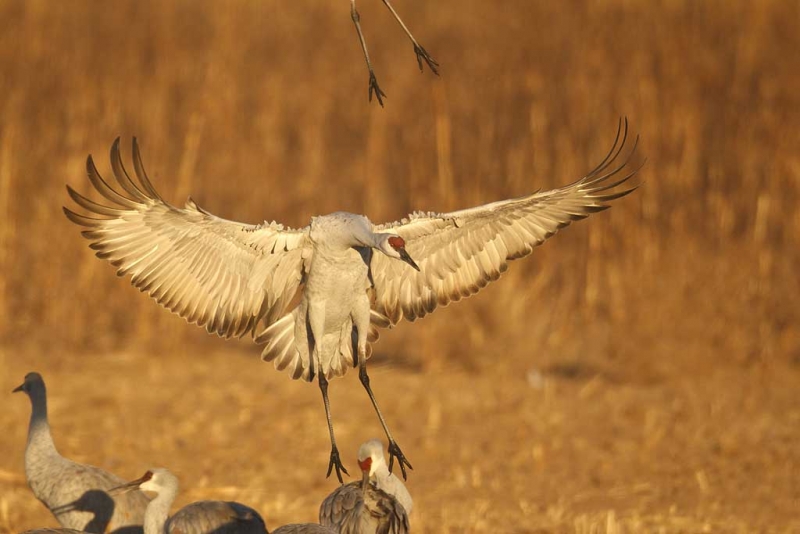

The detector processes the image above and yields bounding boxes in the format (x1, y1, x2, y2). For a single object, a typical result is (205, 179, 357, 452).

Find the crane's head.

(12, 372, 45, 395)
(110, 468, 177, 496)
(377, 235, 420, 271)
(357, 438, 388, 478)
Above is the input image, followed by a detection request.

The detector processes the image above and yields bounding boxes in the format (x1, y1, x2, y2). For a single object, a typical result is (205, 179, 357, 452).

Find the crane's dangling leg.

(353, 302, 413, 480)
(358, 361, 413, 479)
(380, 0, 439, 75)
(351, 0, 386, 106)
(318, 372, 349, 483)
(309, 304, 349, 483)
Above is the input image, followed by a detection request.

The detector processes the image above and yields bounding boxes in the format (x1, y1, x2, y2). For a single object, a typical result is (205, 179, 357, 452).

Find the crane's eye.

(388, 236, 405, 249)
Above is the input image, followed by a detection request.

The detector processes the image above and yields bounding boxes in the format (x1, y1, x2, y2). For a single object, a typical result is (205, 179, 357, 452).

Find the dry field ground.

(0, 1, 798, 532)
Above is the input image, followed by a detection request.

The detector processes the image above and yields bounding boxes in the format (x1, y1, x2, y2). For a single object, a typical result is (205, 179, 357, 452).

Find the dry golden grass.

(1, 0, 799, 532)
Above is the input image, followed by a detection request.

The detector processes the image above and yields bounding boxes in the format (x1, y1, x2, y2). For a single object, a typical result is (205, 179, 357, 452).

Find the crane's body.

(13, 373, 149, 534)
(319, 440, 411, 534)
(299, 214, 375, 380)
(20, 529, 87, 534)
(111, 469, 266, 534)
(272, 525, 336, 534)
(64, 119, 642, 482)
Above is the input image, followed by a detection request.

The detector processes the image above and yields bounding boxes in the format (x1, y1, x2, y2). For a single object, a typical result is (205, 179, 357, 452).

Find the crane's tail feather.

(257, 309, 388, 382)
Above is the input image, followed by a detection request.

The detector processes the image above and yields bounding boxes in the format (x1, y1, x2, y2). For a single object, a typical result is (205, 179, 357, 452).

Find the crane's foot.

(413, 44, 439, 75)
(387, 440, 413, 480)
(326, 446, 350, 484)
(368, 72, 387, 107)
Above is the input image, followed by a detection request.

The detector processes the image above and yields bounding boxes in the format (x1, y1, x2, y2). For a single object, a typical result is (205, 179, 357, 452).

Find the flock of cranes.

(0, 3, 649, 534)
(10, 116, 641, 533)
(11, 120, 642, 532)
(8, 1, 647, 531)
(14, 373, 411, 534)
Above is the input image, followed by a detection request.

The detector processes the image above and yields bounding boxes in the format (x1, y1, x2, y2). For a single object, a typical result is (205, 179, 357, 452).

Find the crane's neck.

(25, 387, 58, 459)
(144, 488, 177, 534)
(371, 460, 392, 485)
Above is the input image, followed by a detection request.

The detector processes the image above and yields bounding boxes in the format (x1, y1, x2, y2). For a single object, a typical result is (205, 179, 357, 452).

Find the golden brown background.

(1, 1, 798, 532)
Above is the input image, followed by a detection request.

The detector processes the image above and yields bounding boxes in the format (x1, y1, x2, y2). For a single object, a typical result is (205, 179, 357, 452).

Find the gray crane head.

(376, 235, 420, 271)
(110, 468, 177, 496)
(12, 372, 45, 395)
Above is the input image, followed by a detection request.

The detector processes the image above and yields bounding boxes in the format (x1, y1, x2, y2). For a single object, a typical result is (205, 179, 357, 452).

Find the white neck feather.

(144, 486, 177, 534)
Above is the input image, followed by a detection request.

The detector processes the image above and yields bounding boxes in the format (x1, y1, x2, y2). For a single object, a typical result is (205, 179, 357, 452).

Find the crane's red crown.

(388, 236, 405, 249)
(358, 457, 372, 472)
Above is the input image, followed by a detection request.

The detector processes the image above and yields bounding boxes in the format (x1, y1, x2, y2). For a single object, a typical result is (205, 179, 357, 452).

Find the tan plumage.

(64, 119, 642, 480)
(271, 525, 335, 534)
(318, 439, 411, 534)
(319, 483, 408, 534)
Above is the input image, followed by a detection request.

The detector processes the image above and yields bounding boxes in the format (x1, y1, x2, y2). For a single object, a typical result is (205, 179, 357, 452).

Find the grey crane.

(110, 468, 266, 534)
(348, 0, 438, 106)
(271, 525, 335, 534)
(319, 440, 410, 534)
(64, 119, 642, 483)
(13, 373, 149, 534)
(19, 529, 86, 534)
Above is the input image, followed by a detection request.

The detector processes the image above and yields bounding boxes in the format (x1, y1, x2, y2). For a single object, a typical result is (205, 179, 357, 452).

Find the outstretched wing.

(64, 138, 311, 339)
(370, 118, 643, 325)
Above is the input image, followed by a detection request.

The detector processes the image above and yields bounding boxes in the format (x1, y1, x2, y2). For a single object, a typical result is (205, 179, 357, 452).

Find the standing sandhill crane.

(349, 0, 438, 106)
(319, 440, 410, 534)
(64, 119, 642, 482)
(110, 468, 266, 534)
(13, 373, 149, 534)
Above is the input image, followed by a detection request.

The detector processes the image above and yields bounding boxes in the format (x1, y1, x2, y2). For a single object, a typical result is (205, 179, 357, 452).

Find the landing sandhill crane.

(13, 373, 149, 534)
(110, 468, 266, 534)
(319, 440, 410, 534)
(64, 119, 642, 482)
(349, 0, 438, 106)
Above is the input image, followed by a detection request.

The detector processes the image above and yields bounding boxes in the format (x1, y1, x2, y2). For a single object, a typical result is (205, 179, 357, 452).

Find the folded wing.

(64, 138, 311, 339)
(370, 118, 643, 326)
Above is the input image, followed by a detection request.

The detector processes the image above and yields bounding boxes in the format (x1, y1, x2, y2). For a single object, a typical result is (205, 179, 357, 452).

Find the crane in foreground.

(110, 468, 266, 534)
(13, 373, 149, 534)
(271, 525, 335, 534)
(64, 119, 642, 483)
(320, 440, 410, 534)
(20, 529, 87, 534)
(348, 0, 438, 106)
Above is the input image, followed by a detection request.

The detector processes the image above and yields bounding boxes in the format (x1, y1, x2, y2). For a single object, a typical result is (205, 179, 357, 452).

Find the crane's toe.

(326, 447, 350, 484)
(387, 440, 413, 480)
(413, 45, 439, 75)
(368, 73, 387, 107)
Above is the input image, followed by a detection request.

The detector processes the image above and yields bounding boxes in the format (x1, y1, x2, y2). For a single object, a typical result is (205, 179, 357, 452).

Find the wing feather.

(371, 118, 643, 327)
(64, 138, 310, 339)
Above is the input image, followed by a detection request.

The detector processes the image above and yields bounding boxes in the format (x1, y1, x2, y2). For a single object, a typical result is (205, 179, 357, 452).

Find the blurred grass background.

(0, 1, 798, 532)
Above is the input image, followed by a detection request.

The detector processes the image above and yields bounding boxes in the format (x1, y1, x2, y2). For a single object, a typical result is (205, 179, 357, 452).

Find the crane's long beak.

(360, 466, 371, 492)
(108, 474, 148, 496)
(398, 248, 420, 271)
(12, 383, 24, 393)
